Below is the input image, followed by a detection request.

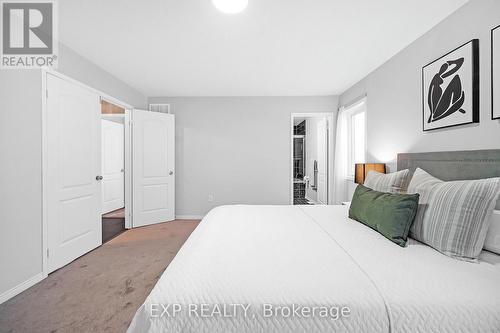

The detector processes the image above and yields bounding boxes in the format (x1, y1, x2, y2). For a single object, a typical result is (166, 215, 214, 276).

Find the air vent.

(149, 103, 170, 113)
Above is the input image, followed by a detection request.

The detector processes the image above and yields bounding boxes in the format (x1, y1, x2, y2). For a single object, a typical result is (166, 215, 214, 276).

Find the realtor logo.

(1, 0, 58, 69)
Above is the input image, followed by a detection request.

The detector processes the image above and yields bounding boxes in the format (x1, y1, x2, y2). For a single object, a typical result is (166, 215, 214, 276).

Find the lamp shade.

(355, 163, 386, 184)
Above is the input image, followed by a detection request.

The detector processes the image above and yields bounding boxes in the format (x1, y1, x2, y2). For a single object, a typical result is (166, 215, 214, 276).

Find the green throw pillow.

(349, 185, 420, 247)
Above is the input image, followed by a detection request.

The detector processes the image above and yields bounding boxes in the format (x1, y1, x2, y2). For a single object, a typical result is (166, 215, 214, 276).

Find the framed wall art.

(422, 39, 479, 131)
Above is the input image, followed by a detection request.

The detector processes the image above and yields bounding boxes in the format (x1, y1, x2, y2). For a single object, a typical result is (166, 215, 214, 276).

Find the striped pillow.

(363, 169, 410, 193)
(408, 168, 500, 261)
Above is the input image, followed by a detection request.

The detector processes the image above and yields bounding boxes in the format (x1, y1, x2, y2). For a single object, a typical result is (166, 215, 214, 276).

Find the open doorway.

(290, 113, 333, 205)
(101, 100, 128, 242)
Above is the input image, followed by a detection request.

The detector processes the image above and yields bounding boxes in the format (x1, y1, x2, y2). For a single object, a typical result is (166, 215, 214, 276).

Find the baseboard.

(176, 215, 204, 220)
(0, 272, 45, 304)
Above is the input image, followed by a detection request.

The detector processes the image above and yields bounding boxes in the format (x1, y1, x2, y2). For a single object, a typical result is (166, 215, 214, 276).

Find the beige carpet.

(0, 220, 199, 333)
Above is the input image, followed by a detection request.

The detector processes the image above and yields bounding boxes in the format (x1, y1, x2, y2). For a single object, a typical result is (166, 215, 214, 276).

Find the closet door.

(132, 110, 175, 227)
(101, 119, 125, 214)
(46, 74, 102, 273)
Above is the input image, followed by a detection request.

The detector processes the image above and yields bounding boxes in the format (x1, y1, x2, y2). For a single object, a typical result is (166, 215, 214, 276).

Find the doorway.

(101, 101, 127, 242)
(290, 113, 334, 205)
(42, 72, 135, 273)
(43, 70, 176, 275)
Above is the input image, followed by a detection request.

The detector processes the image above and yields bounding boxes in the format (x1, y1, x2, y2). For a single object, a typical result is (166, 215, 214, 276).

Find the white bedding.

(128, 205, 500, 333)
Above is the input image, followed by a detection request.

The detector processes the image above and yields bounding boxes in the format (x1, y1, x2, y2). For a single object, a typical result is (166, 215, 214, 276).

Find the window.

(346, 101, 366, 179)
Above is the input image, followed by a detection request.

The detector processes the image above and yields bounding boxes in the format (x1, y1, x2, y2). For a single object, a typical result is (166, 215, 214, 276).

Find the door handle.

(96, 175, 103, 181)
(169, 171, 174, 176)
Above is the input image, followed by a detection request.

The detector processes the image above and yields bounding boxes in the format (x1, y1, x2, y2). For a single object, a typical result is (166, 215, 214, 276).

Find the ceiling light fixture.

(212, 0, 248, 14)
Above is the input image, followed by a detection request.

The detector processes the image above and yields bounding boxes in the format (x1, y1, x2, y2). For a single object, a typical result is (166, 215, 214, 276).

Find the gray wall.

(0, 45, 147, 301)
(0, 71, 43, 296)
(59, 44, 147, 108)
(340, 0, 500, 166)
(148, 96, 338, 217)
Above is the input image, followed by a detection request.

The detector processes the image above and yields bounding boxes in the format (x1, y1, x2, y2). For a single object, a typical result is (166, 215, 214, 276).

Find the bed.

(128, 150, 500, 333)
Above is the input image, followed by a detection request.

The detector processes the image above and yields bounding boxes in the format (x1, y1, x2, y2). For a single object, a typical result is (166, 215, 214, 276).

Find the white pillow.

(408, 168, 500, 262)
(484, 210, 500, 254)
(363, 169, 410, 193)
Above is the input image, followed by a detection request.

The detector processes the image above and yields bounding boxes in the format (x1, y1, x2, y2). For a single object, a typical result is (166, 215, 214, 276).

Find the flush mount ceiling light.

(212, 0, 248, 14)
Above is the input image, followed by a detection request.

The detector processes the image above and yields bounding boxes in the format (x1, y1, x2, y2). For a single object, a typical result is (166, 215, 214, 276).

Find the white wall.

(148, 96, 338, 217)
(0, 44, 147, 303)
(340, 0, 500, 165)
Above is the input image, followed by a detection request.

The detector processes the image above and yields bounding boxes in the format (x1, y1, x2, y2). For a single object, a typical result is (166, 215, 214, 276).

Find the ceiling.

(59, 0, 468, 97)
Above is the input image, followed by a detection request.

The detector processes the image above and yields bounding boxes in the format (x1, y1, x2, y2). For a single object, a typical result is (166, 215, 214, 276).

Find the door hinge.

(46, 249, 49, 258)
(46, 90, 48, 98)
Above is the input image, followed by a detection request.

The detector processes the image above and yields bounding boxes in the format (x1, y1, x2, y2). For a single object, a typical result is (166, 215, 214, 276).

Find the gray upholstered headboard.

(397, 149, 500, 209)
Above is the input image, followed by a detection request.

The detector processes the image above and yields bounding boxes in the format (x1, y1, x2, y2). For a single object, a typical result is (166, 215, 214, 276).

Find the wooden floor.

(0, 220, 200, 333)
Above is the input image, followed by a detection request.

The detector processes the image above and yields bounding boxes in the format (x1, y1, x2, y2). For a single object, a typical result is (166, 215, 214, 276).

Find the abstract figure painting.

(422, 40, 479, 131)
(493, 25, 500, 120)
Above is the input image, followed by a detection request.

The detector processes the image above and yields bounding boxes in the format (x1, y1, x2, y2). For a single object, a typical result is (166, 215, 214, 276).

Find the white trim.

(344, 98, 368, 179)
(290, 112, 335, 205)
(124, 109, 133, 229)
(41, 70, 49, 280)
(0, 273, 44, 304)
(342, 95, 367, 110)
(41, 68, 133, 109)
(101, 113, 125, 121)
(342, 96, 367, 114)
(175, 215, 204, 220)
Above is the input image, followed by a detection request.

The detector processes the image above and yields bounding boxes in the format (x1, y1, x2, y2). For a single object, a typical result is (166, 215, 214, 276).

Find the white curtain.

(332, 106, 349, 204)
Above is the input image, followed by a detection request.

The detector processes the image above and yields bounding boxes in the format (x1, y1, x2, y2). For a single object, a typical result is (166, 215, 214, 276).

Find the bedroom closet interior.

(101, 101, 126, 243)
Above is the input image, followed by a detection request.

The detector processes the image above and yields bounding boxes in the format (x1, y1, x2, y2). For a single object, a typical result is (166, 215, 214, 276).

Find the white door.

(46, 74, 102, 273)
(132, 110, 175, 227)
(317, 118, 328, 204)
(101, 119, 124, 214)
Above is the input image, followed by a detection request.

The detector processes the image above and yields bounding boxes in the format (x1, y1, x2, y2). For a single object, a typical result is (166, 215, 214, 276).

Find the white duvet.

(128, 205, 500, 333)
